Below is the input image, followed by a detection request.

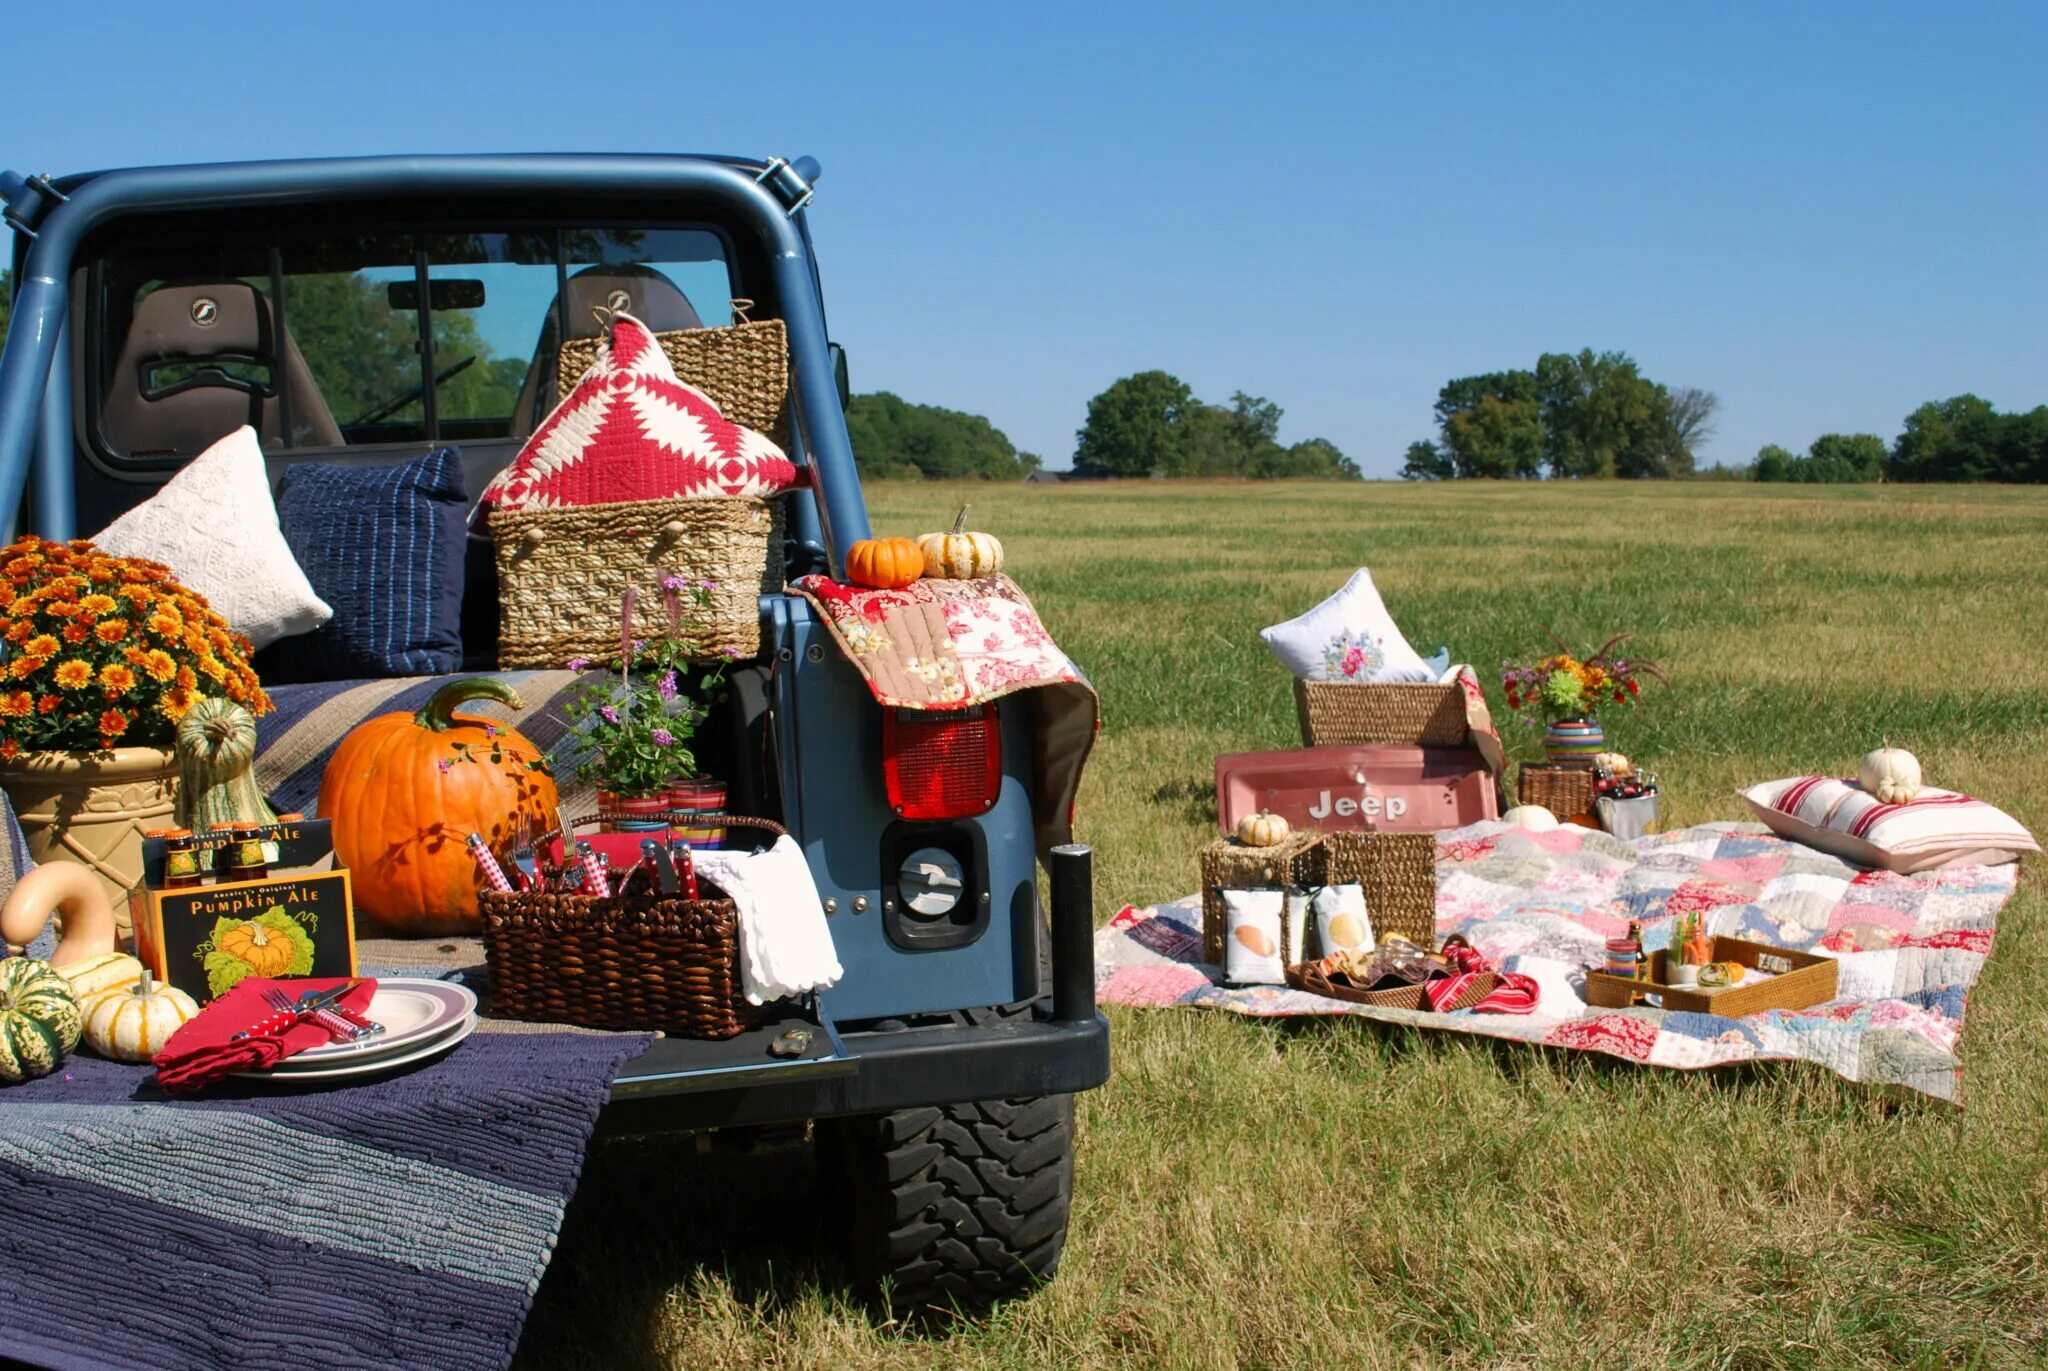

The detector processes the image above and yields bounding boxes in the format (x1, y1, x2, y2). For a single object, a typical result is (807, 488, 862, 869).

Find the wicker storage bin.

(1200, 830, 1323, 967)
(1293, 679, 1469, 748)
(1287, 959, 1498, 1012)
(1517, 764, 1598, 822)
(478, 816, 787, 1038)
(1319, 830, 1439, 948)
(490, 496, 784, 668)
(558, 317, 790, 446)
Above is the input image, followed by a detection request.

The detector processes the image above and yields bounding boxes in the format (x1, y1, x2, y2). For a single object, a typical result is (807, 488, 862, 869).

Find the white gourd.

(1502, 805, 1560, 832)
(918, 506, 1005, 581)
(58, 952, 145, 1000)
(1235, 812, 1291, 847)
(80, 971, 199, 1063)
(1858, 745, 1923, 805)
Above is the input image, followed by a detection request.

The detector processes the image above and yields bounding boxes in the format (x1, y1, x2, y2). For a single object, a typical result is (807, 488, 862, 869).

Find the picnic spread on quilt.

(0, 305, 2036, 1368)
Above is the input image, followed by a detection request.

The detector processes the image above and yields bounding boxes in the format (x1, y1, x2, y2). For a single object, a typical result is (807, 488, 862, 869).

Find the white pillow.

(92, 426, 332, 649)
(1260, 569, 1434, 682)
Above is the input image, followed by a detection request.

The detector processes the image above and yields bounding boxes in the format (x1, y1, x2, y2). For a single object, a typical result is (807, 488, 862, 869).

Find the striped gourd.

(81, 971, 199, 1064)
(917, 506, 1004, 581)
(0, 957, 83, 1084)
(59, 951, 146, 1000)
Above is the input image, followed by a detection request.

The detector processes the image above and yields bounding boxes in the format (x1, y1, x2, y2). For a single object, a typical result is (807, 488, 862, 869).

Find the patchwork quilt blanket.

(1097, 821, 2020, 1102)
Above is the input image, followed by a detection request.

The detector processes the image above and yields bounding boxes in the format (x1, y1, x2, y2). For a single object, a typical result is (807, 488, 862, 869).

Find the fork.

(262, 987, 374, 1043)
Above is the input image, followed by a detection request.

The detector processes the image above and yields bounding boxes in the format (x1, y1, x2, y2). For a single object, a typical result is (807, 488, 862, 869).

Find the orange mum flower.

(156, 689, 194, 724)
(174, 666, 197, 692)
(0, 691, 30, 718)
(78, 594, 117, 617)
(0, 738, 18, 761)
(147, 613, 183, 639)
(123, 646, 149, 667)
(94, 619, 129, 643)
(43, 601, 78, 619)
(139, 649, 177, 683)
(3, 621, 27, 644)
(36, 694, 59, 715)
(198, 654, 227, 683)
(98, 709, 130, 738)
(98, 664, 136, 695)
(24, 634, 58, 658)
(119, 583, 157, 607)
(53, 660, 93, 690)
(61, 623, 90, 644)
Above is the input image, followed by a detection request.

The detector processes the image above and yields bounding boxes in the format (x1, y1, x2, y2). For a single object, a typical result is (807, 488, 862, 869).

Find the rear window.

(87, 224, 736, 465)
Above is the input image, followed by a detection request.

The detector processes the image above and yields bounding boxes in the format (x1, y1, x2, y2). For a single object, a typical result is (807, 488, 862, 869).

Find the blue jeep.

(0, 155, 1108, 1312)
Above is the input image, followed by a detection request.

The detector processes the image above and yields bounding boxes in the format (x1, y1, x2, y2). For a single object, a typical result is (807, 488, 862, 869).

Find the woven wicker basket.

(478, 815, 787, 1038)
(1320, 830, 1438, 948)
(1517, 764, 1598, 822)
(1200, 830, 1323, 967)
(1286, 959, 1498, 1012)
(489, 496, 784, 668)
(1293, 679, 1469, 748)
(558, 317, 790, 446)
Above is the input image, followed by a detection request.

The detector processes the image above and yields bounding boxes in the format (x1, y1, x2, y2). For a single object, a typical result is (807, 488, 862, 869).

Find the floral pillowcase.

(1259, 569, 1436, 683)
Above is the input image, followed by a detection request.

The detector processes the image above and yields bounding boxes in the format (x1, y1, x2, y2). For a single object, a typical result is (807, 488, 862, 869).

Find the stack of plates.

(237, 978, 479, 1085)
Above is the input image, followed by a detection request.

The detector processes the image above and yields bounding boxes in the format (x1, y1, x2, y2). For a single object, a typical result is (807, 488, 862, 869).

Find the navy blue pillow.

(265, 448, 468, 680)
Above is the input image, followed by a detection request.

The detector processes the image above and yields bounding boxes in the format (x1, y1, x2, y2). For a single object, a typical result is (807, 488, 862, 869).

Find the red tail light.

(882, 704, 1001, 820)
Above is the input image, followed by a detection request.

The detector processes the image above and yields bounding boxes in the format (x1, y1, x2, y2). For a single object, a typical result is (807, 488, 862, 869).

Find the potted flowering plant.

(0, 536, 272, 908)
(1500, 632, 1664, 764)
(556, 576, 733, 833)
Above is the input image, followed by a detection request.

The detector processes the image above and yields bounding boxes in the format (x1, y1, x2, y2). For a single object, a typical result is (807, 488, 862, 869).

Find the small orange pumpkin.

(845, 537, 925, 590)
(317, 677, 559, 935)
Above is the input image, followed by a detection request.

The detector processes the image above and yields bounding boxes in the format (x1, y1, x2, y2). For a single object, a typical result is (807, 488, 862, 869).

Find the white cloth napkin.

(692, 835, 844, 1005)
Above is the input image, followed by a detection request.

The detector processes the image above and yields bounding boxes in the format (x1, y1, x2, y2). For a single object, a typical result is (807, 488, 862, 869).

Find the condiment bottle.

(162, 828, 203, 889)
(1625, 919, 1649, 981)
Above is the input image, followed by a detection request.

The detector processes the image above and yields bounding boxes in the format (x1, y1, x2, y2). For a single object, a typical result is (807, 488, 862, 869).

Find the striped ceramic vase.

(1542, 717, 1606, 766)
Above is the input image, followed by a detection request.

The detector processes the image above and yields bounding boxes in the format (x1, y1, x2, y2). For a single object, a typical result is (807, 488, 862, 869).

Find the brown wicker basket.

(1319, 830, 1439, 948)
(1200, 830, 1324, 966)
(1293, 679, 1470, 748)
(557, 317, 790, 446)
(1517, 764, 1598, 822)
(489, 496, 784, 668)
(1286, 959, 1499, 1012)
(478, 815, 789, 1038)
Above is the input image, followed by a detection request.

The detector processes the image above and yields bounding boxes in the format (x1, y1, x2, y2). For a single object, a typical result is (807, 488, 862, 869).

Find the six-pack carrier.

(0, 153, 1110, 1313)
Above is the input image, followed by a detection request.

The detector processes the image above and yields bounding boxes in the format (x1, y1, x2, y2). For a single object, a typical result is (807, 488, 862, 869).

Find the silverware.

(262, 987, 366, 1043)
(232, 981, 358, 1041)
(312, 990, 386, 1037)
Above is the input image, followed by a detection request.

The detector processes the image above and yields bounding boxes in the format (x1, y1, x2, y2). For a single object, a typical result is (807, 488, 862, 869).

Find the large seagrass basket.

(1319, 830, 1438, 948)
(490, 496, 784, 667)
(1293, 679, 1470, 748)
(557, 316, 790, 447)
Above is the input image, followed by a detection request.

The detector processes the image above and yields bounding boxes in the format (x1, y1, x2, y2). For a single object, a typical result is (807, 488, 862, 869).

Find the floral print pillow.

(1260, 568, 1435, 683)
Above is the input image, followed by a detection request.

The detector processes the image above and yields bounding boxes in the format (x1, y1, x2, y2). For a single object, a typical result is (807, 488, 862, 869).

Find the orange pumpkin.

(317, 677, 559, 935)
(845, 536, 925, 590)
(216, 920, 296, 977)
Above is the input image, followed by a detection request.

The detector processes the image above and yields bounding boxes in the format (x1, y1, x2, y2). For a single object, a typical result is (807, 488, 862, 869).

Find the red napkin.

(153, 977, 378, 1096)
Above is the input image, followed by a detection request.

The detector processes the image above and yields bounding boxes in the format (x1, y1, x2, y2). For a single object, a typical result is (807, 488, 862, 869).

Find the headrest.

(558, 266, 705, 338)
(125, 282, 272, 362)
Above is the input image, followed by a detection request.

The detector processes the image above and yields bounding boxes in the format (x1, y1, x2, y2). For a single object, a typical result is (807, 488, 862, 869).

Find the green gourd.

(176, 696, 279, 832)
(0, 957, 82, 1084)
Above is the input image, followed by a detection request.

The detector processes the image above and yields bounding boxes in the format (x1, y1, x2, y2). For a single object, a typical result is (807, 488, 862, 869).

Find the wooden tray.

(1584, 935, 1838, 1016)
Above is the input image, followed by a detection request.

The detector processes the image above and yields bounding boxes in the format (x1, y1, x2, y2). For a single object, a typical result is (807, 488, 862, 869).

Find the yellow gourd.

(80, 970, 199, 1063)
(59, 952, 146, 1000)
(918, 506, 1005, 581)
(1235, 812, 1291, 847)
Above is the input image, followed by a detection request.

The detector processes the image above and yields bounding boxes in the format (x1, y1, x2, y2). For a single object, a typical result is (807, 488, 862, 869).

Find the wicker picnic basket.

(489, 496, 784, 667)
(557, 316, 790, 447)
(1319, 830, 1438, 948)
(1293, 679, 1469, 748)
(1516, 763, 1598, 822)
(478, 815, 788, 1039)
(1200, 829, 1324, 966)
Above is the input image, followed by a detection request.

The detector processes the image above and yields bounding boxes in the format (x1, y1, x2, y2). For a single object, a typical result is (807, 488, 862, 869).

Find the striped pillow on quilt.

(1741, 775, 2038, 873)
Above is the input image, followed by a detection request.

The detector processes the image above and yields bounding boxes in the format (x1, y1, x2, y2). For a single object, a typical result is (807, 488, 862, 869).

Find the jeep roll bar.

(0, 154, 870, 566)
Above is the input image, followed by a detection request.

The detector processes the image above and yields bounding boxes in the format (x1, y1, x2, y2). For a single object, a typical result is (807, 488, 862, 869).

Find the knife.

(231, 981, 360, 1041)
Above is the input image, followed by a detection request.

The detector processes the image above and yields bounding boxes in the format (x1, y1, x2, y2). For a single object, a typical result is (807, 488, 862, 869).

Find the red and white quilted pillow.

(1741, 775, 2039, 873)
(481, 312, 799, 510)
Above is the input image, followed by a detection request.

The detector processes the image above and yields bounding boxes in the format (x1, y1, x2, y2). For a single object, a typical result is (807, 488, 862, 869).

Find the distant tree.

(1073, 370, 1200, 477)
(1804, 433, 1888, 483)
(1536, 349, 1676, 478)
(1665, 385, 1720, 454)
(1752, 444, 1794, 482)
(1259, 436, 1361, 479)
(1887, 394, 2046, 483)
(1400, 440, 1454, 480)
(1445, 394, 1545, 478)
(845, 391, 1037, 479)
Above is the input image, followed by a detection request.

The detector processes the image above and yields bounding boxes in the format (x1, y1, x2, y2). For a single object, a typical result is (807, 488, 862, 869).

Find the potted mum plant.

(557, 577, 733, 835)
(0, 536, 271, 910)
(1500, 631, 1664, 764)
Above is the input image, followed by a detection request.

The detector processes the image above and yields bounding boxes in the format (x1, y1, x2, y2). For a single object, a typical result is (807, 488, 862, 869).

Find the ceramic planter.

(0, 747, 178, 937)
(1542, 717, 1606, 766)
(598, 790, 671, 832)
(667, 777, 728, 849)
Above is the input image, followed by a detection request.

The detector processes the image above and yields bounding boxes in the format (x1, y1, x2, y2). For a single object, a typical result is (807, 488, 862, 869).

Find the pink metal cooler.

(1215, 744, 1500, 836)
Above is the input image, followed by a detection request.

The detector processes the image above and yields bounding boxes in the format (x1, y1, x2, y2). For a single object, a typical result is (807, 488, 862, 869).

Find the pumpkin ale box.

(129, 819, 358, 1004)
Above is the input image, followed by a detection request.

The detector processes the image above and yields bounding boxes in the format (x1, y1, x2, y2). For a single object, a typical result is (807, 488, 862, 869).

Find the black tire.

(817, 1094, 1075, 1317)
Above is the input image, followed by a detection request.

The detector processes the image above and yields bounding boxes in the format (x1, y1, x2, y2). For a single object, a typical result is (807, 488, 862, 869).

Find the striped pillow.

(263, 449, 468, 680)
(1741, 775, 2038, 874)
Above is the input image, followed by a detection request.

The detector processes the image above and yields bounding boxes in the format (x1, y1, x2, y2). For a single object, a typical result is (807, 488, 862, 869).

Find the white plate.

(237, 1014, 477, 1084)
(287, 978, 478, 1063)
(267, 1001, 475, 1074)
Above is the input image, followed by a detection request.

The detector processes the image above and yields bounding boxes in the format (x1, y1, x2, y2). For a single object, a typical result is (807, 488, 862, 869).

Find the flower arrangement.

(552, 577, 732, 798)
(0, 537, 270, 760)
(1500, 632, 1665, 725)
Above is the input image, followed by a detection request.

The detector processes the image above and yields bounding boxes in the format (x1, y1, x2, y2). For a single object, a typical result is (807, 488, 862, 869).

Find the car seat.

(508, 264, 705, 436)
(100, 280, 343, 458)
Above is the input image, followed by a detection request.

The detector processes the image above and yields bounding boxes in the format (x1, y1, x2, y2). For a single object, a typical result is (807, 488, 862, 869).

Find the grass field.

(514, 480, 2048, 1370)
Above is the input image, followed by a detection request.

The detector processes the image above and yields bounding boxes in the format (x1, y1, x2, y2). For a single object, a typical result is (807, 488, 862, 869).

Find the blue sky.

(14, 2, 2043, 475)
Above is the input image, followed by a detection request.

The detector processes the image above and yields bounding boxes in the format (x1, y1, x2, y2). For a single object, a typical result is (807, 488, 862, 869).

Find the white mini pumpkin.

(1235, 811, 1292, 847)
(1859, 745, 1923, 805)
(58, 951, 146, 1001)
(918, 506, 1004, 581)
(1502, 805, 1560, 832)
(80, 971, 199, 1064)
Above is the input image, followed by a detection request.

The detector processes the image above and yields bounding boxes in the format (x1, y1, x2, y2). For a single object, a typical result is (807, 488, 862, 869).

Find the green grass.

(515, 481, 2048, 1370)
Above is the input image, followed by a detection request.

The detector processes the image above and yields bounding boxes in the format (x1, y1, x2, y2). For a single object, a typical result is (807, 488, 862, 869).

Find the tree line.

(1400, 349, 1717, 480)
(1750, 396, 2047, 484)
(1069, 371, 1360, 479)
